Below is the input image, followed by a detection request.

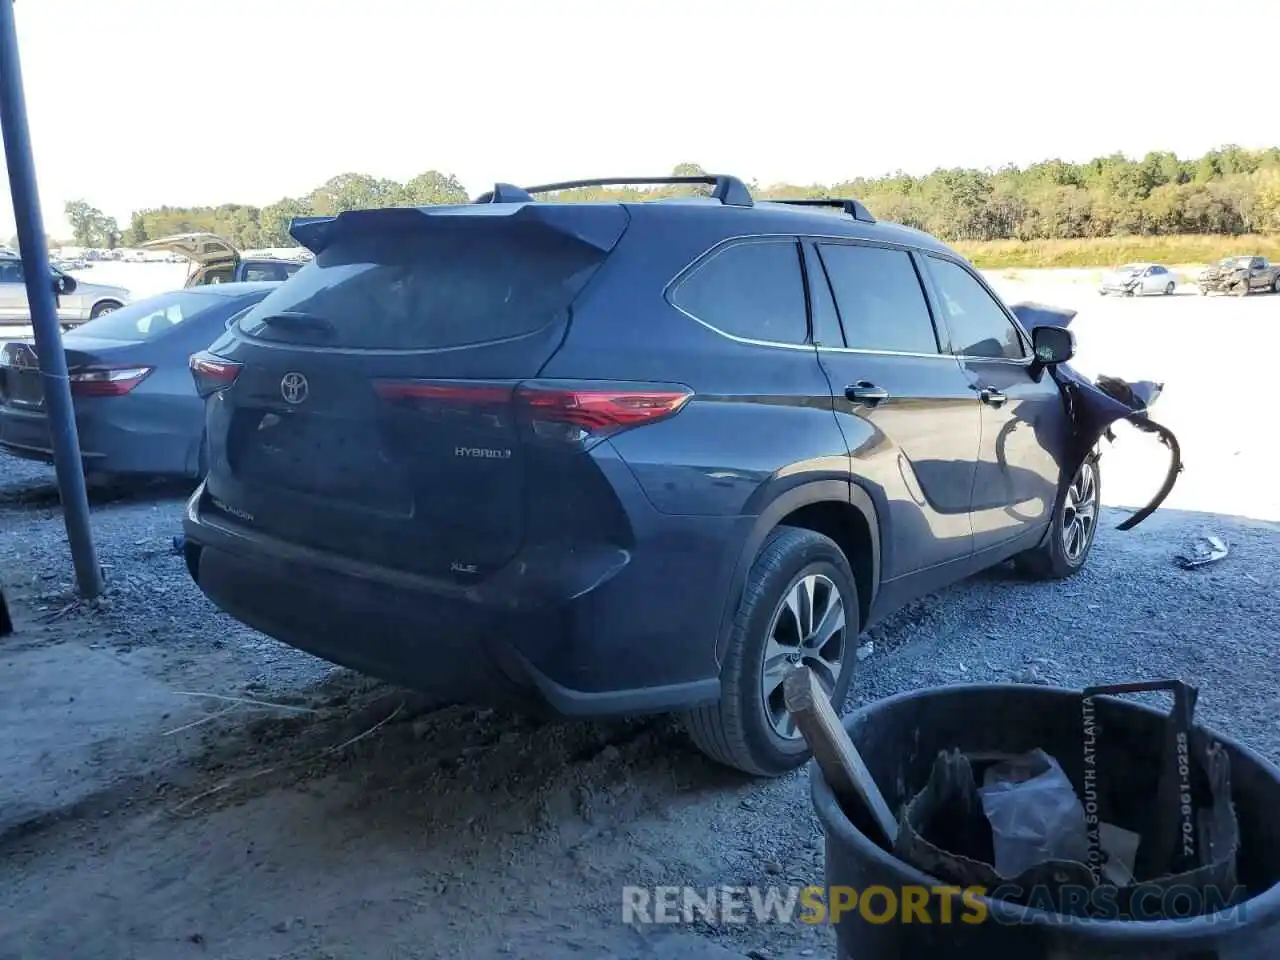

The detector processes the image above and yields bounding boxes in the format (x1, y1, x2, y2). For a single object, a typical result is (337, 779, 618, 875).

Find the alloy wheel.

(1061, 460, 1098, 563)
(760, 572, 847, 739)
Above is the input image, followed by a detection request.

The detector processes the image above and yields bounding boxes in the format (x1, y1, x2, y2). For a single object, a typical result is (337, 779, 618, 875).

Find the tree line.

(55, 146, 1280, 252)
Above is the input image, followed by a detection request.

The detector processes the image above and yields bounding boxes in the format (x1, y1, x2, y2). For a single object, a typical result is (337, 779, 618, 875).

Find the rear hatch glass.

(236, 220, 610, 350)
(213, 206, 627, 579)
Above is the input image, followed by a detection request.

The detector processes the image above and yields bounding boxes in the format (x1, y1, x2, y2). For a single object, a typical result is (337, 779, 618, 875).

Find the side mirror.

(52, 272, 77, 296)
(1032, 325, 1075, 365)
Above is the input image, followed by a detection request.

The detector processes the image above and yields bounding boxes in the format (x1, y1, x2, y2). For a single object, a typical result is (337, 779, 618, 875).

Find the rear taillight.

(190, 352, 242, 398)
(514, 380, 692, 445)
(373, 378, 692, 448)
(68, 365, 153, 397)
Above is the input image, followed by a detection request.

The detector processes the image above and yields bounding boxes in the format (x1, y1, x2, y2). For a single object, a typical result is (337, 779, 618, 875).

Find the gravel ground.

(1, 275, 1278, 960)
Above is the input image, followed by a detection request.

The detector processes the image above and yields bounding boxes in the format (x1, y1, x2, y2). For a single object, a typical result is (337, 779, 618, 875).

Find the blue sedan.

(0, 282, 278, 479)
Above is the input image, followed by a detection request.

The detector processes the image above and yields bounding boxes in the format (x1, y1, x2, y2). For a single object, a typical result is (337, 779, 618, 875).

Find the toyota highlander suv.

(180, 175, 1176, 776)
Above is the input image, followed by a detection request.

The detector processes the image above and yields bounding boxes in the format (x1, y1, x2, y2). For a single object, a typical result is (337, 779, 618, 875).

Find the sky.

(2, 0, 1277, 240)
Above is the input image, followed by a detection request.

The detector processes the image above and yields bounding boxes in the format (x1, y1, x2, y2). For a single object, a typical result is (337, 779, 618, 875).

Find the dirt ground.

(2, 274, 1279, 960)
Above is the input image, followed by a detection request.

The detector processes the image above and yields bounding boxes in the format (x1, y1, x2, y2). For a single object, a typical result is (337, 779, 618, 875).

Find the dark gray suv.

(180, 175, 1173, 776)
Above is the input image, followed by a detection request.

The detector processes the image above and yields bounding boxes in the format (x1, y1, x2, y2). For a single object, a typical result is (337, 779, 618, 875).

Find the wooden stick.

(785, 665, 897, 848)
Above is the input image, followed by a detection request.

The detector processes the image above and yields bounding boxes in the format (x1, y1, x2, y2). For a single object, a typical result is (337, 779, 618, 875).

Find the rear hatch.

(199, 203, 631, 580)
(141, 233, 240, 286)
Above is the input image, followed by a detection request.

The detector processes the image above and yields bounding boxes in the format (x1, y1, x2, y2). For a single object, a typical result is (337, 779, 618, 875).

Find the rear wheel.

(683, 526, 860, 776)
(90, 300, 121, 319)
(1016, 456, 1101, 580)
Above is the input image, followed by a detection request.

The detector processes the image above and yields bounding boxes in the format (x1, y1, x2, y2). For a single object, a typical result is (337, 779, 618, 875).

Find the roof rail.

(472, 182, 535, 204)
(475, 175, 754, 208)
(764, 198, 877, 223)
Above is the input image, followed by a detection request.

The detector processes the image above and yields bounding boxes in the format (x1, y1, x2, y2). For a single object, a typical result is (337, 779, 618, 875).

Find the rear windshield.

(68, 290, 230, 342)
(236, 225, 609, 350)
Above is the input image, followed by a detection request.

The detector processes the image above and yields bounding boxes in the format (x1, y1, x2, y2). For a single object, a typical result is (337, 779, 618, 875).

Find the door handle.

(979, 386, 1007, 408)
(845, 381, 889, 406)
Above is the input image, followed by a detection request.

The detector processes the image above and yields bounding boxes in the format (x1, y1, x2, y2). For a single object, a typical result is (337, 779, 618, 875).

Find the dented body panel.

(1010, 302, 1182, 530)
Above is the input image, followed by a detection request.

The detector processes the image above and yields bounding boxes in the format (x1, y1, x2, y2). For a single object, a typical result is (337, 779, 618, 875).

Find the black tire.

(1016, 456, 1102, 581)
(683, 526, 861, 776)
(1272, 276, 1280, 294)
(1164, 282, 1175, 295)
(90, 300, 121, 319)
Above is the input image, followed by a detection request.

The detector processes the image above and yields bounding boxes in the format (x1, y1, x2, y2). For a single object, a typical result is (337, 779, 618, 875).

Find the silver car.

(1098, 262, 1177, 297)
(0, 251, 131, 328)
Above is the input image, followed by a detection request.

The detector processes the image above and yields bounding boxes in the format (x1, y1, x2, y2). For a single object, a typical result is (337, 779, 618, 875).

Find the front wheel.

(1015, 457, 1101, 581)
(1164, 282, 1175, 295)
(1234, 280, 1250, 298)
(1272, 277, 1280, 294)
(89, 300, 121, 319)
(683, 527, 860, 776)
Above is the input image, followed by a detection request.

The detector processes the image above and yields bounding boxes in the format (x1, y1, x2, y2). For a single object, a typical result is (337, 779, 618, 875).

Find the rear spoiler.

(288, 202, 629, 256)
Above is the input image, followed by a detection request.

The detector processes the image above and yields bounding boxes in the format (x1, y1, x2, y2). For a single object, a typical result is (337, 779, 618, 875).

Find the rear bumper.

(182, 480, 744, 718)
(0, 402, 194, 477)
(0, 405, 106, 466)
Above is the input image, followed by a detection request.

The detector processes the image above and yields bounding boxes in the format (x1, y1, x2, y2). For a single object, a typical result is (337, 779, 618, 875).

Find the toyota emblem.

(280, 372, 309, 405)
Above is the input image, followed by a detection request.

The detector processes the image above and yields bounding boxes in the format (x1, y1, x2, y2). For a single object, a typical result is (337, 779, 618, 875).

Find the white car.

(1099, 263, 1177, 297)
(0, 250, 131, 328)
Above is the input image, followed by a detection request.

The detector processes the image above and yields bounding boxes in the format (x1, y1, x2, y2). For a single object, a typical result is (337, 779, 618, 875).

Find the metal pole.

(0, 0, 103, 598)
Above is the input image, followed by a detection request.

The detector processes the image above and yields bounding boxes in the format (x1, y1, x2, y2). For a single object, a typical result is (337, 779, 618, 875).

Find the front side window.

(816, 243, 939, 354)
(671, 240, 808, 345)
(926, 257, 1026, 360)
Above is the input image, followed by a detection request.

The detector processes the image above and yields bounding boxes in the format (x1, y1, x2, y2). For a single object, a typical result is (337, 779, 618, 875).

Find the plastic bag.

(977, 749, 1090, 878)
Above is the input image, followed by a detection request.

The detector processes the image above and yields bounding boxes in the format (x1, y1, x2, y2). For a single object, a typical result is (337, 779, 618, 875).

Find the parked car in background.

(1197, 256, 1280, 296)
(0, 250, 130, 328)
(1098, 262, 1176, 296)
(179, 176, 1176, 777)
(142, 233, 306, 286)
(0, 282, 278, 478)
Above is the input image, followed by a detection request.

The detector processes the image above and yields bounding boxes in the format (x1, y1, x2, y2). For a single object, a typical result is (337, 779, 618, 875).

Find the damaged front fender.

(1010, 302, 1183, 531)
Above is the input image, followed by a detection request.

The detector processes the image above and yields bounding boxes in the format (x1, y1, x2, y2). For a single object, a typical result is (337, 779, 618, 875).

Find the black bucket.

(811, 684, 1280, 958)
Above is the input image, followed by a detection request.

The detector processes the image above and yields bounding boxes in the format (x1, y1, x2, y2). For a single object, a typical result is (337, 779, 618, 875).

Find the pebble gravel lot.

(0, 271, 1277, 960)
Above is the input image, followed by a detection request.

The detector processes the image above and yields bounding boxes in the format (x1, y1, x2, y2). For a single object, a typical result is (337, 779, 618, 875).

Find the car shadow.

(0, 473, 195, 509)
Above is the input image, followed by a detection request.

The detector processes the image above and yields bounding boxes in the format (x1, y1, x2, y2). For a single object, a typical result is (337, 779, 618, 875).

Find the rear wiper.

(256, 311, 335, 333)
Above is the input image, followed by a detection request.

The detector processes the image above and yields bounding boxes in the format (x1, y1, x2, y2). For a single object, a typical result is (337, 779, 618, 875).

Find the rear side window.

(816, 244, 939, 354)
(242, 262, 293, 282)
(671, 240, 807, 345)
(68, 290, 233, 342)
(199, 266, 235, 285)
(926, 257, 1026, 360)
(237, 226, 608, 350)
